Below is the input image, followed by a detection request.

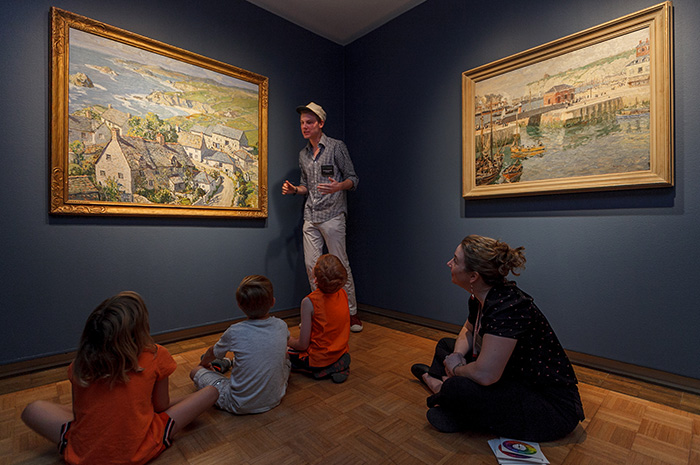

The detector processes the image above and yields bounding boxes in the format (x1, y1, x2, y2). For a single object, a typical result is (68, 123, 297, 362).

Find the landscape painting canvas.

(462, 2, 673, 198)
(50, 8, 268, 217)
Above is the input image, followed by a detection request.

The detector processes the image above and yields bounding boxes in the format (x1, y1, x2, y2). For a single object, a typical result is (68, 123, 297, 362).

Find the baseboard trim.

(359, 304, 700, 395)
(565, 350, 700, 395)
(4, 306, 699, 395)
(0, 309, 299, 380)
(359, 303, 463, 333)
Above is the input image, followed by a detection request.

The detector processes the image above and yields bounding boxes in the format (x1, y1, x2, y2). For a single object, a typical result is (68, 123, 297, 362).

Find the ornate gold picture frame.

(50, 8, 268, 217)
(462, 2, 673, 198)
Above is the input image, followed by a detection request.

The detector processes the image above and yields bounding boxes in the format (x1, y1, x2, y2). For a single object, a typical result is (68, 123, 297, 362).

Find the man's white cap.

(296, 102, 326, 122)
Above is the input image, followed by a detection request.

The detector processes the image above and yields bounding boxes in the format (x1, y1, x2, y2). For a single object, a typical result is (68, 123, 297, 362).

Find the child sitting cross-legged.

(288, 254, 351, 383)
(190, 275, 291, 414)
(21, 291, 218, 465)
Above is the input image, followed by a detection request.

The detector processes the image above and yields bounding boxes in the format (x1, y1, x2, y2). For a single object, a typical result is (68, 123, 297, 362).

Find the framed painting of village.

(462, 1, 673, 198)
(50, 8, 268, 217)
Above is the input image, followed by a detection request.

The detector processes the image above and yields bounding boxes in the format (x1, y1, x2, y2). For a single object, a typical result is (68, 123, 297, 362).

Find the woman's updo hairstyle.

(460, 235, 526, 286)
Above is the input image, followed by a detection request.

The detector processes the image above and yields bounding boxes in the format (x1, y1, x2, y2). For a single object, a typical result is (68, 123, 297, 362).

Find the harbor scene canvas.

(473, 27, 652, 187)
(50, 8, 268, 217)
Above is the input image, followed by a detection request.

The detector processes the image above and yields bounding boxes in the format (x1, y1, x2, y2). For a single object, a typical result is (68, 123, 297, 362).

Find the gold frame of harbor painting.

(462, 2, 673, 199)
(50, 7, 268, 218)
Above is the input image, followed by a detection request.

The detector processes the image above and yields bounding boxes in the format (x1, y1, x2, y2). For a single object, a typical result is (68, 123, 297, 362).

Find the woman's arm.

(452, 320, 474, 355)
(287, 297, 313, 351)
(443, 320, 474, 377)
(452, 334, 517, 386)
(152, 377, 171, 413)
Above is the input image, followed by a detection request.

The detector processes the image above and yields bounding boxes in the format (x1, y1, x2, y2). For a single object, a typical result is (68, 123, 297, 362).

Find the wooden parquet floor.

(2, 312, 700, 464)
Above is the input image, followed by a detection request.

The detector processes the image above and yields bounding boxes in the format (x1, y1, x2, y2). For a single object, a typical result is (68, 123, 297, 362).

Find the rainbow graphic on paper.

(489, 437, 549, 464)
(499, 440, 538, 457)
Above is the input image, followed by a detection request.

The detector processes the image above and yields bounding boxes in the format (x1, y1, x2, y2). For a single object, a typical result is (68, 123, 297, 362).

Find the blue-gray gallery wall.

(345, 0, 700, 381)
(0, 0, 344, 364)
(2, 0, 700, 382)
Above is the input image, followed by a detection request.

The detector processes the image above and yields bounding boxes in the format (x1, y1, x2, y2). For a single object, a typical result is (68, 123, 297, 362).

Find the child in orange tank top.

(288, 254, 351, 383)
(21, 291, 218, 465)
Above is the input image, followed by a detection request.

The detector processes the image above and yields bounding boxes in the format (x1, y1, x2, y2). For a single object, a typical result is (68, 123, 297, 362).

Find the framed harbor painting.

(462, 2, 673, 198)
(50, 8, 268, 218)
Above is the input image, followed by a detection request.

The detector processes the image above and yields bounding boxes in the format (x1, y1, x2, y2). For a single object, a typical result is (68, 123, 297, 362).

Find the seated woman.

(411, 235, 584, 441)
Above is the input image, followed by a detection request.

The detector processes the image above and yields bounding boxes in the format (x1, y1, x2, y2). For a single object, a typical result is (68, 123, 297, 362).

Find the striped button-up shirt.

(299, 133, 359, 223)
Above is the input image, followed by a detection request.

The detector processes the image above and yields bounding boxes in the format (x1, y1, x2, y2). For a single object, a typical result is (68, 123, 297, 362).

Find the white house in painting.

(100, 106, 131, 137)
(95, 129, 134, 201)
(194, 171, 217, 193)
(94, 129, 194, 201)
(202, 150, 236, 175)
(190, 124, 248, 155)
(69, 115, 111, 148)
(178, 131, 206, 162)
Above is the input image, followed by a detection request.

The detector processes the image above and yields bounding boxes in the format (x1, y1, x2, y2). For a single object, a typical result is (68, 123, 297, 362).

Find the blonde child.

(21, 291, 218, 465)
(190, 275, 291, 414)
(288, 254, 351, 383)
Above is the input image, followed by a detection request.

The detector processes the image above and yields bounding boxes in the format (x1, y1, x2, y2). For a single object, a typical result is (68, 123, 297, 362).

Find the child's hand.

(199, 349, 216, 368)
(287, 337, 299, 351)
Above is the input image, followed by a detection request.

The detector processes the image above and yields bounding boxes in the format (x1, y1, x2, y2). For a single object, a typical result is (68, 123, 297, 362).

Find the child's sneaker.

(211, 357, 232, 373)
(350, 314, 363, 332)
(331, 372, 348, 383)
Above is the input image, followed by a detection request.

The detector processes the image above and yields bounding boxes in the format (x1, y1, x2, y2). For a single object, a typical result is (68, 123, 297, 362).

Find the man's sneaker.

(350, 314, 363, 332)
(211, 357, 232, 373)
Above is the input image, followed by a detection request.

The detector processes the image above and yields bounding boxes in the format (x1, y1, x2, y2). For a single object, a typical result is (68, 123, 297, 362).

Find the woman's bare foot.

(422, 373, 443, 393)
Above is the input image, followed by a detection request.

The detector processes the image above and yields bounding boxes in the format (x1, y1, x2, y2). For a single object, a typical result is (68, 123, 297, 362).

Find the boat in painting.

(476, 150, 503, 185)
(510, 109, 545, 159)
(501, 161, 523, 183)
(616, 107, 650, 119)
(476, 111, 504, 186)
(510, 142, 546, 159)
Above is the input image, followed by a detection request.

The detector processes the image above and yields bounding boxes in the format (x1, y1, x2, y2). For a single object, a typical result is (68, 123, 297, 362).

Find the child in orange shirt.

(21, 291, 218, 465)
(288, 254, 351, 383)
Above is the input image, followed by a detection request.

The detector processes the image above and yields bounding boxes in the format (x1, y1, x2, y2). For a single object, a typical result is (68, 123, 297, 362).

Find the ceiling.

(245, 0, 427, 46)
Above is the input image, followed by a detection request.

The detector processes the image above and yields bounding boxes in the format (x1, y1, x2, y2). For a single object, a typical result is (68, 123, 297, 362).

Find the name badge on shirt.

(321, 165, 334, 177)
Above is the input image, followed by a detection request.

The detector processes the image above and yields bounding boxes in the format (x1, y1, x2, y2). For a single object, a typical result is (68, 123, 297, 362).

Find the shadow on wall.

(266, 168, 309, 304)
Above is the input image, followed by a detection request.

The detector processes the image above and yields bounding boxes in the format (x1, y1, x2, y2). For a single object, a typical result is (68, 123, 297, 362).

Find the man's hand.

(318, 177, 342, 194)
(282, 180, 297, 195)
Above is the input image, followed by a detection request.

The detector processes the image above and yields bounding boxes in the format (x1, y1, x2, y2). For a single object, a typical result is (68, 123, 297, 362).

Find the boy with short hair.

(190, 275, 291, 414)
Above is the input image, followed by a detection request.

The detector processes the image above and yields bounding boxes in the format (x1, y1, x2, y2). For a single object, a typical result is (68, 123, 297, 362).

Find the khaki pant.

(302, 214, 357, 315)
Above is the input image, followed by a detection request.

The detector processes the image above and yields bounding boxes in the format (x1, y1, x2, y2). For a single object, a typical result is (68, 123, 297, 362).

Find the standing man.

(282, 102, 362, 332)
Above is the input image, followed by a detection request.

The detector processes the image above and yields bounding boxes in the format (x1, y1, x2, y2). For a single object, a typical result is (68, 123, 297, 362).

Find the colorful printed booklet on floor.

(487, 438, 549, 464)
